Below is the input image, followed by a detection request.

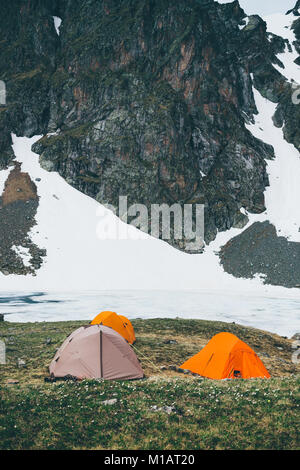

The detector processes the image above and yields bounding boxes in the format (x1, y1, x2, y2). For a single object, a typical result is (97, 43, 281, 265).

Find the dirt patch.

(0, 162, 45, 275)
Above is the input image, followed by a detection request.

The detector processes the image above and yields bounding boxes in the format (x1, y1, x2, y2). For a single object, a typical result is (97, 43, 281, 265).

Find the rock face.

(0, 1, 299, 261)
(0, 1, 60, 168)
(0, 163, 46, 275)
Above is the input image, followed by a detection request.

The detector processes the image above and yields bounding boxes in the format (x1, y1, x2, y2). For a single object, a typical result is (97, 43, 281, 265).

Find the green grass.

(0, 318, 299, 450)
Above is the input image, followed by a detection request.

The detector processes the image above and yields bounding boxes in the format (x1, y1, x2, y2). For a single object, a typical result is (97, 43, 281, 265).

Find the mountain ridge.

(0, 1, 299, 289)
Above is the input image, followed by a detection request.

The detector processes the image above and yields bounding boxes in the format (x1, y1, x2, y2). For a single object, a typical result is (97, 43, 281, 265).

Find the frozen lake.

(1, 290, 300, 337)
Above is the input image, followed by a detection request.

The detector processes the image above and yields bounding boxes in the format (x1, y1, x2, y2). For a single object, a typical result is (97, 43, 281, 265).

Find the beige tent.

(49, 325, 144, 381)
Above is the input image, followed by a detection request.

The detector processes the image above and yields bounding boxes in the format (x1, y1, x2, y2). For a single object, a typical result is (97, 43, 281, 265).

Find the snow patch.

(0, 166, 12, 194)
(238, 16, 249, 30)
(46, 129, 61, 138)
(264, 13, 300, 84)
(0, 134, 297, 298)
(217, 1, 296, 17)
(246, 89, 300, 242)
(53, 16, 62, 36)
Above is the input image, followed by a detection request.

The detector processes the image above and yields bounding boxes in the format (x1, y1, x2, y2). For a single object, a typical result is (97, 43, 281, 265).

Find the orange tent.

(180, 332, 270, 380)
(90, 311, 136, 344)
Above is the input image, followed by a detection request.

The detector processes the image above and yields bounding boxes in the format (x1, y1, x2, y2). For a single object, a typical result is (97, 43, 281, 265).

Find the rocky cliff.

(0, 0, 299, 285)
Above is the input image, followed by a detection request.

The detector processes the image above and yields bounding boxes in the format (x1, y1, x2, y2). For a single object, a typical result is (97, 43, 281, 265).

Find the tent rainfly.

(180, 332, 270, 380)
(90, 311, 136, 344)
